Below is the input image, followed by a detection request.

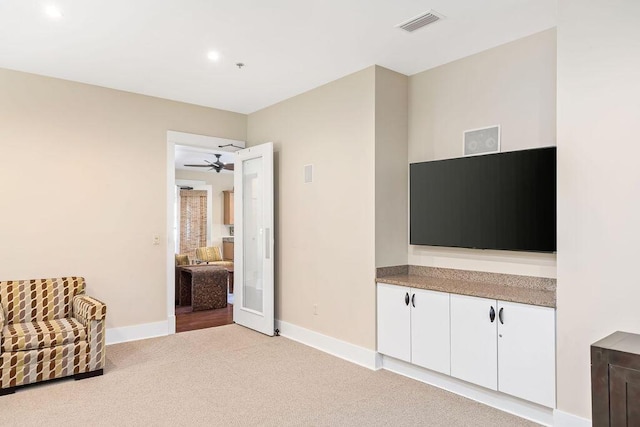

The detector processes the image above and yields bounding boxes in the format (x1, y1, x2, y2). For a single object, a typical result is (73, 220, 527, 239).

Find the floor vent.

(396, 10, 444, 32)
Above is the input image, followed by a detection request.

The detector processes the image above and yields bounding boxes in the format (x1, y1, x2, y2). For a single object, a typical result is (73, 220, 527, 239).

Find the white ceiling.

(0, 0, 556, 114)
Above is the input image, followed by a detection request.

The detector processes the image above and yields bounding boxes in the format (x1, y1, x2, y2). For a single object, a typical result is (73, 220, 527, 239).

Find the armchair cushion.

(195, 246, 223, 263)
(2, 318, 86, 352)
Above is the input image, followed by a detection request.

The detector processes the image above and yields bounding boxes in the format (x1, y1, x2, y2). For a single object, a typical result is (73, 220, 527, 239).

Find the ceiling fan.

(184, 154, 234, 173)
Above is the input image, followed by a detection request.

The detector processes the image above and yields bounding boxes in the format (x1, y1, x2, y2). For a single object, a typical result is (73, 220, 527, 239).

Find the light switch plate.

(304, 164, 313, 183)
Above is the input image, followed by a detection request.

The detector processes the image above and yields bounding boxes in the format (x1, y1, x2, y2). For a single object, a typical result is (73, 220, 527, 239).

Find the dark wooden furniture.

(179, 266, 228, 311)
(227, 267, 234, 294)
(592, 331, 640, 426)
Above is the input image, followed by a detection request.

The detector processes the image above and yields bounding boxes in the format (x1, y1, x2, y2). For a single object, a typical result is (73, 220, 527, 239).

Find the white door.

(377, 283, 411, 362)
(450, 294, 498, 390)
(233, 142, 274, 336)
(411, 289, 450, 375)
(497, 301, 556, 407)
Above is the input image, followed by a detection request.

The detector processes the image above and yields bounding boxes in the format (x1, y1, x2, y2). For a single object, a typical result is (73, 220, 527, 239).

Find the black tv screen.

(410, 147, 556, 252)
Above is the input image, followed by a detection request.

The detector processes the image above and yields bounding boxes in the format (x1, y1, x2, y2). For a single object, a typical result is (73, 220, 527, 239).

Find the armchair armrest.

(0, 302, 5, 337)
(72, 295, 107, 371)
(73, 295, 107, 322)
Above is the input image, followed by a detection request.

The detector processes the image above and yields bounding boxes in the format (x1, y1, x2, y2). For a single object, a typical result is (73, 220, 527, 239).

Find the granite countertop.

(376, 266, 556, 308)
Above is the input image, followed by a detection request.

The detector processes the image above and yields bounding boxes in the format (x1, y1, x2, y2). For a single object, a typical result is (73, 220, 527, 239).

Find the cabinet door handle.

(405, 292, 410, 306)
(499, 307, 504, 324)
(489, 306, 496, 323)
(411, 293, 415, 308)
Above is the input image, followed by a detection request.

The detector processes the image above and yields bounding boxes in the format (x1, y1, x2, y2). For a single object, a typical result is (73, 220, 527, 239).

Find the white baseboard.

(553, 410, 592, 427)
(167, 314, 176, 335)
(106, 320, 170, 345)
(275, 319, 381, 370)
(382, 356, 554, 426)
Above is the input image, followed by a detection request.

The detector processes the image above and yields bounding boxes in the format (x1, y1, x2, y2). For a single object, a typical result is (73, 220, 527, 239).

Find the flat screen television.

(410, 146, 556, 252)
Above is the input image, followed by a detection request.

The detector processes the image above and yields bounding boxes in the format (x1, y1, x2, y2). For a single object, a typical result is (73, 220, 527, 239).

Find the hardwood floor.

(175, 303, 234, 333)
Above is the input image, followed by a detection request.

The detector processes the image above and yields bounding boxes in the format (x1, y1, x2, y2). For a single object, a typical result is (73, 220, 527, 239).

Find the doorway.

(166, 131, 244, 334)
(174, 180, 232, 332)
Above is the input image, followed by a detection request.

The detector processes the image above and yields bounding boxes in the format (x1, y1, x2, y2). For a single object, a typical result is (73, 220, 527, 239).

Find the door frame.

(166, 131, 245, 334)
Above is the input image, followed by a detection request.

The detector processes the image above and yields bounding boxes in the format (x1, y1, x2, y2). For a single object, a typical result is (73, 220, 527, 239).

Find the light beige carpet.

(0, 325, 539, 426)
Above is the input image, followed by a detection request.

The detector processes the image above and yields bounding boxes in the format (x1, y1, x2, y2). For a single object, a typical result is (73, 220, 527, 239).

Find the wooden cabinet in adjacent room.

(223, 190, 234, 225)
(222, 240, 234, 261)
(592, 331, 640, 426)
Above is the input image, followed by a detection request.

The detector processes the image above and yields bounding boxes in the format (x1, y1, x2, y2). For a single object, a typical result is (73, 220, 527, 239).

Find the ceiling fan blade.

(223, 163, 235, 171)
(184, 164, 213, 167)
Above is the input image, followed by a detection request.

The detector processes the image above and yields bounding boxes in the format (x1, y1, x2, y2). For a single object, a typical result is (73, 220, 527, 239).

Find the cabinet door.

(377, 283, 411, 362)
(497, 301, 555, 408)
(222, 241, 234, 261)
(610, 365, 640, 426)
(411, 289, 450, 375)
(450, 294, 498, 390)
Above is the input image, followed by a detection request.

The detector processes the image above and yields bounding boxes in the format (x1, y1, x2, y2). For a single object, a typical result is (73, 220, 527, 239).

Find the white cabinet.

(377, 284, 450, 374)
(411, 288, 450, 375)
(497, 301, 556, 408)
(450, 294, 556, 407)
(377, 283, 411, 362)
(377, 283, 556, 408)
(450, 294, 498, 390)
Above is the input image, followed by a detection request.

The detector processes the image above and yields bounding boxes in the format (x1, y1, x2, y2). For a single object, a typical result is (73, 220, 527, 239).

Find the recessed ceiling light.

(207, 51, 220, 62)
(44, 4, 63, 19)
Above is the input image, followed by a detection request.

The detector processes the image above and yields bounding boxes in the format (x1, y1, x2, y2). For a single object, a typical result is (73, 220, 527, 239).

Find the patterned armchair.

(0, 277, 106, 395)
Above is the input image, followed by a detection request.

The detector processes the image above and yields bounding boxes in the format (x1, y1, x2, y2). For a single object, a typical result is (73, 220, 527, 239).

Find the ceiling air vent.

(396, 10, 444, 32)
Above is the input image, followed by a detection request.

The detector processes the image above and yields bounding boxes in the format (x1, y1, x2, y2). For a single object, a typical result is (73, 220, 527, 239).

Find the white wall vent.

(396, 10, 445, 32)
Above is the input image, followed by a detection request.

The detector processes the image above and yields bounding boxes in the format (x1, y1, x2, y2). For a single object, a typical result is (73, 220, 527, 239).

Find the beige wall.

(556, 0, 640, 419)
(407, 29, 558, 277)
(175, 169, 234, 250)
(247, 67, 377, 349)
(375, 66, 408, 268)
(0, 68, 246, 329)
